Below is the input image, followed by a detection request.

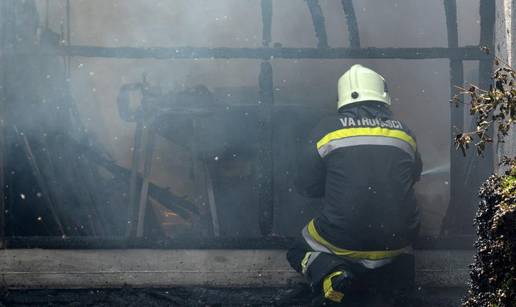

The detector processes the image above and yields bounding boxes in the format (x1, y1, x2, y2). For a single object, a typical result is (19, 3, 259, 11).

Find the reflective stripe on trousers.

(301, 219, 413, 270)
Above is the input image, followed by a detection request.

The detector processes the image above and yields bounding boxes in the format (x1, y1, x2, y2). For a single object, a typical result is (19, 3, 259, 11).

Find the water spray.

(421, 163, 450, 177)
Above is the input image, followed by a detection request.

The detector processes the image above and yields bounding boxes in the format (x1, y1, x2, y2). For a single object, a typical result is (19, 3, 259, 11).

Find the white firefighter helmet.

(337, 64, 391, 109)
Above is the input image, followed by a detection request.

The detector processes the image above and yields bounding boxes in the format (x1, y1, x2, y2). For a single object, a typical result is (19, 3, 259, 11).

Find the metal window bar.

(0, 0, 496, 241)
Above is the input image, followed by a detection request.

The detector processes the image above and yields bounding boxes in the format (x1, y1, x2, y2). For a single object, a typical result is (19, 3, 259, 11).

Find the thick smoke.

(2, 0, 482, 238)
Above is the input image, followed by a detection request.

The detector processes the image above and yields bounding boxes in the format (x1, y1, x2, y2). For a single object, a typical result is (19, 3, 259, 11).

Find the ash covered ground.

(0, 287, 465, 306)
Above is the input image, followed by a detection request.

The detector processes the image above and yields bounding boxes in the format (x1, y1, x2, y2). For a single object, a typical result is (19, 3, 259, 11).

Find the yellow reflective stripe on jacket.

(300, 251, 322, 275)
(300, 252, 312, 274)
(307, 220, 407, 260)
(316, 127, 417, 152)
(323, 271, 345, 303)
(317, 136, 415, 159)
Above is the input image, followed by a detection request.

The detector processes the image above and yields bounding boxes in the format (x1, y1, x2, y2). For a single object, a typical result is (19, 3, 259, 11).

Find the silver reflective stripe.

(302, 225, 331, 254)
(318, 136, 415, 159)
(356, 258, 394, 269)
(395, 246, 414, 255)
(352, 246, 413, 269)
(301, 251, 322, 275)
(302, 225, 414, 271)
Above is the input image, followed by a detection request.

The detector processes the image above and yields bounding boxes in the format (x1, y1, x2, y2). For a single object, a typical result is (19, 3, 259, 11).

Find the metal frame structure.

(0, 0, 496, 247)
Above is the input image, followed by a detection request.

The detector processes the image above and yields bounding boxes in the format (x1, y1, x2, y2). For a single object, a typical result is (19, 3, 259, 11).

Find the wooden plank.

(0, 249, 473, 289)
(204, 163, 220, 237)
(126, 122, 144, 237)
(135, 128, 156, 238)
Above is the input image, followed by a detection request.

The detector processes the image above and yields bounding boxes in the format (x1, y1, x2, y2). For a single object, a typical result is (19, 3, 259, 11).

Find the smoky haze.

(2, 0, 482, 238)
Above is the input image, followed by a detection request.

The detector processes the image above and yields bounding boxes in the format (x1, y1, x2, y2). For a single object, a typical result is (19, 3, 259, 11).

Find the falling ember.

(164, 211, 178, 217)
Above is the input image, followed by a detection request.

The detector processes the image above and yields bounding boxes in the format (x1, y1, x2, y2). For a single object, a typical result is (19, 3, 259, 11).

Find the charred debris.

(0, 10, 206, 239)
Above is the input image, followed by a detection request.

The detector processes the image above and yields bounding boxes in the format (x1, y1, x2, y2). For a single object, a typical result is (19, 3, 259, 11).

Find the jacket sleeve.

(294, 129, 326, 198)
(414, 150, 423, 182)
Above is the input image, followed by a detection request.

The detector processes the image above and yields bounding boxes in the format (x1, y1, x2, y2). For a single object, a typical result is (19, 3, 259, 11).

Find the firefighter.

(287, 64, 422, 305)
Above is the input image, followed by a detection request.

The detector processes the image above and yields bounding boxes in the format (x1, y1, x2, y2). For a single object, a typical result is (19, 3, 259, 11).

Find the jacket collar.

(338, 101, 393, 119)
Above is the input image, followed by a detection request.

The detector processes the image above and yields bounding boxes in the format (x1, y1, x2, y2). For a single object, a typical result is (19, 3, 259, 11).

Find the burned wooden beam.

(77, 141, 197, 220)
(341, 0, 361, 48)
(204, 163, 220, 237)
(305, 0, 329, 48)
(478, 0, 496, 96)
(22, 46, 493, 60)
(441, 0, 466, 236)
(126, 122, 144, 237)
(135, 127, 156, 238)
(261, 0, 272, 47)
(257, 62, 274, 237)
(17, 131, 65, 236)
(443, 0, 496, 236)
(189, 119, 215, 237)
(464, 0, 496, 223)
(444, 0, 460, 49)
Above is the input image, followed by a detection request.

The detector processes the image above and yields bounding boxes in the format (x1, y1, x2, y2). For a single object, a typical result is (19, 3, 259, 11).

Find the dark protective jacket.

(295, 102, 422, 251)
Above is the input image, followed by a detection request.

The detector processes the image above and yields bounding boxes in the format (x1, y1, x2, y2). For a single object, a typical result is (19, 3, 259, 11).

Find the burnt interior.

(0, 0, 495, 247)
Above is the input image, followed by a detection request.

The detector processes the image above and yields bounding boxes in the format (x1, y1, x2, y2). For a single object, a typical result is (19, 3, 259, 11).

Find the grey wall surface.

(495, 0, 516, 169)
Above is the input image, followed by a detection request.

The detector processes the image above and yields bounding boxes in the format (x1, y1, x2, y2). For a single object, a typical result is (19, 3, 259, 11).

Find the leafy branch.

(451, 50, 516, 172)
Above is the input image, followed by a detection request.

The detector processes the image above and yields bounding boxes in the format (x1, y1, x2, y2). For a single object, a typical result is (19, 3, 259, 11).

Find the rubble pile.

(464, 172, 515, 306)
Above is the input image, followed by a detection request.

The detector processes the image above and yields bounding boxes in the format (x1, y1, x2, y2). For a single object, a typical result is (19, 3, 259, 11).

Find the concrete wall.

(495, 0, 516, 169)
(0, 249, 473, 289)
